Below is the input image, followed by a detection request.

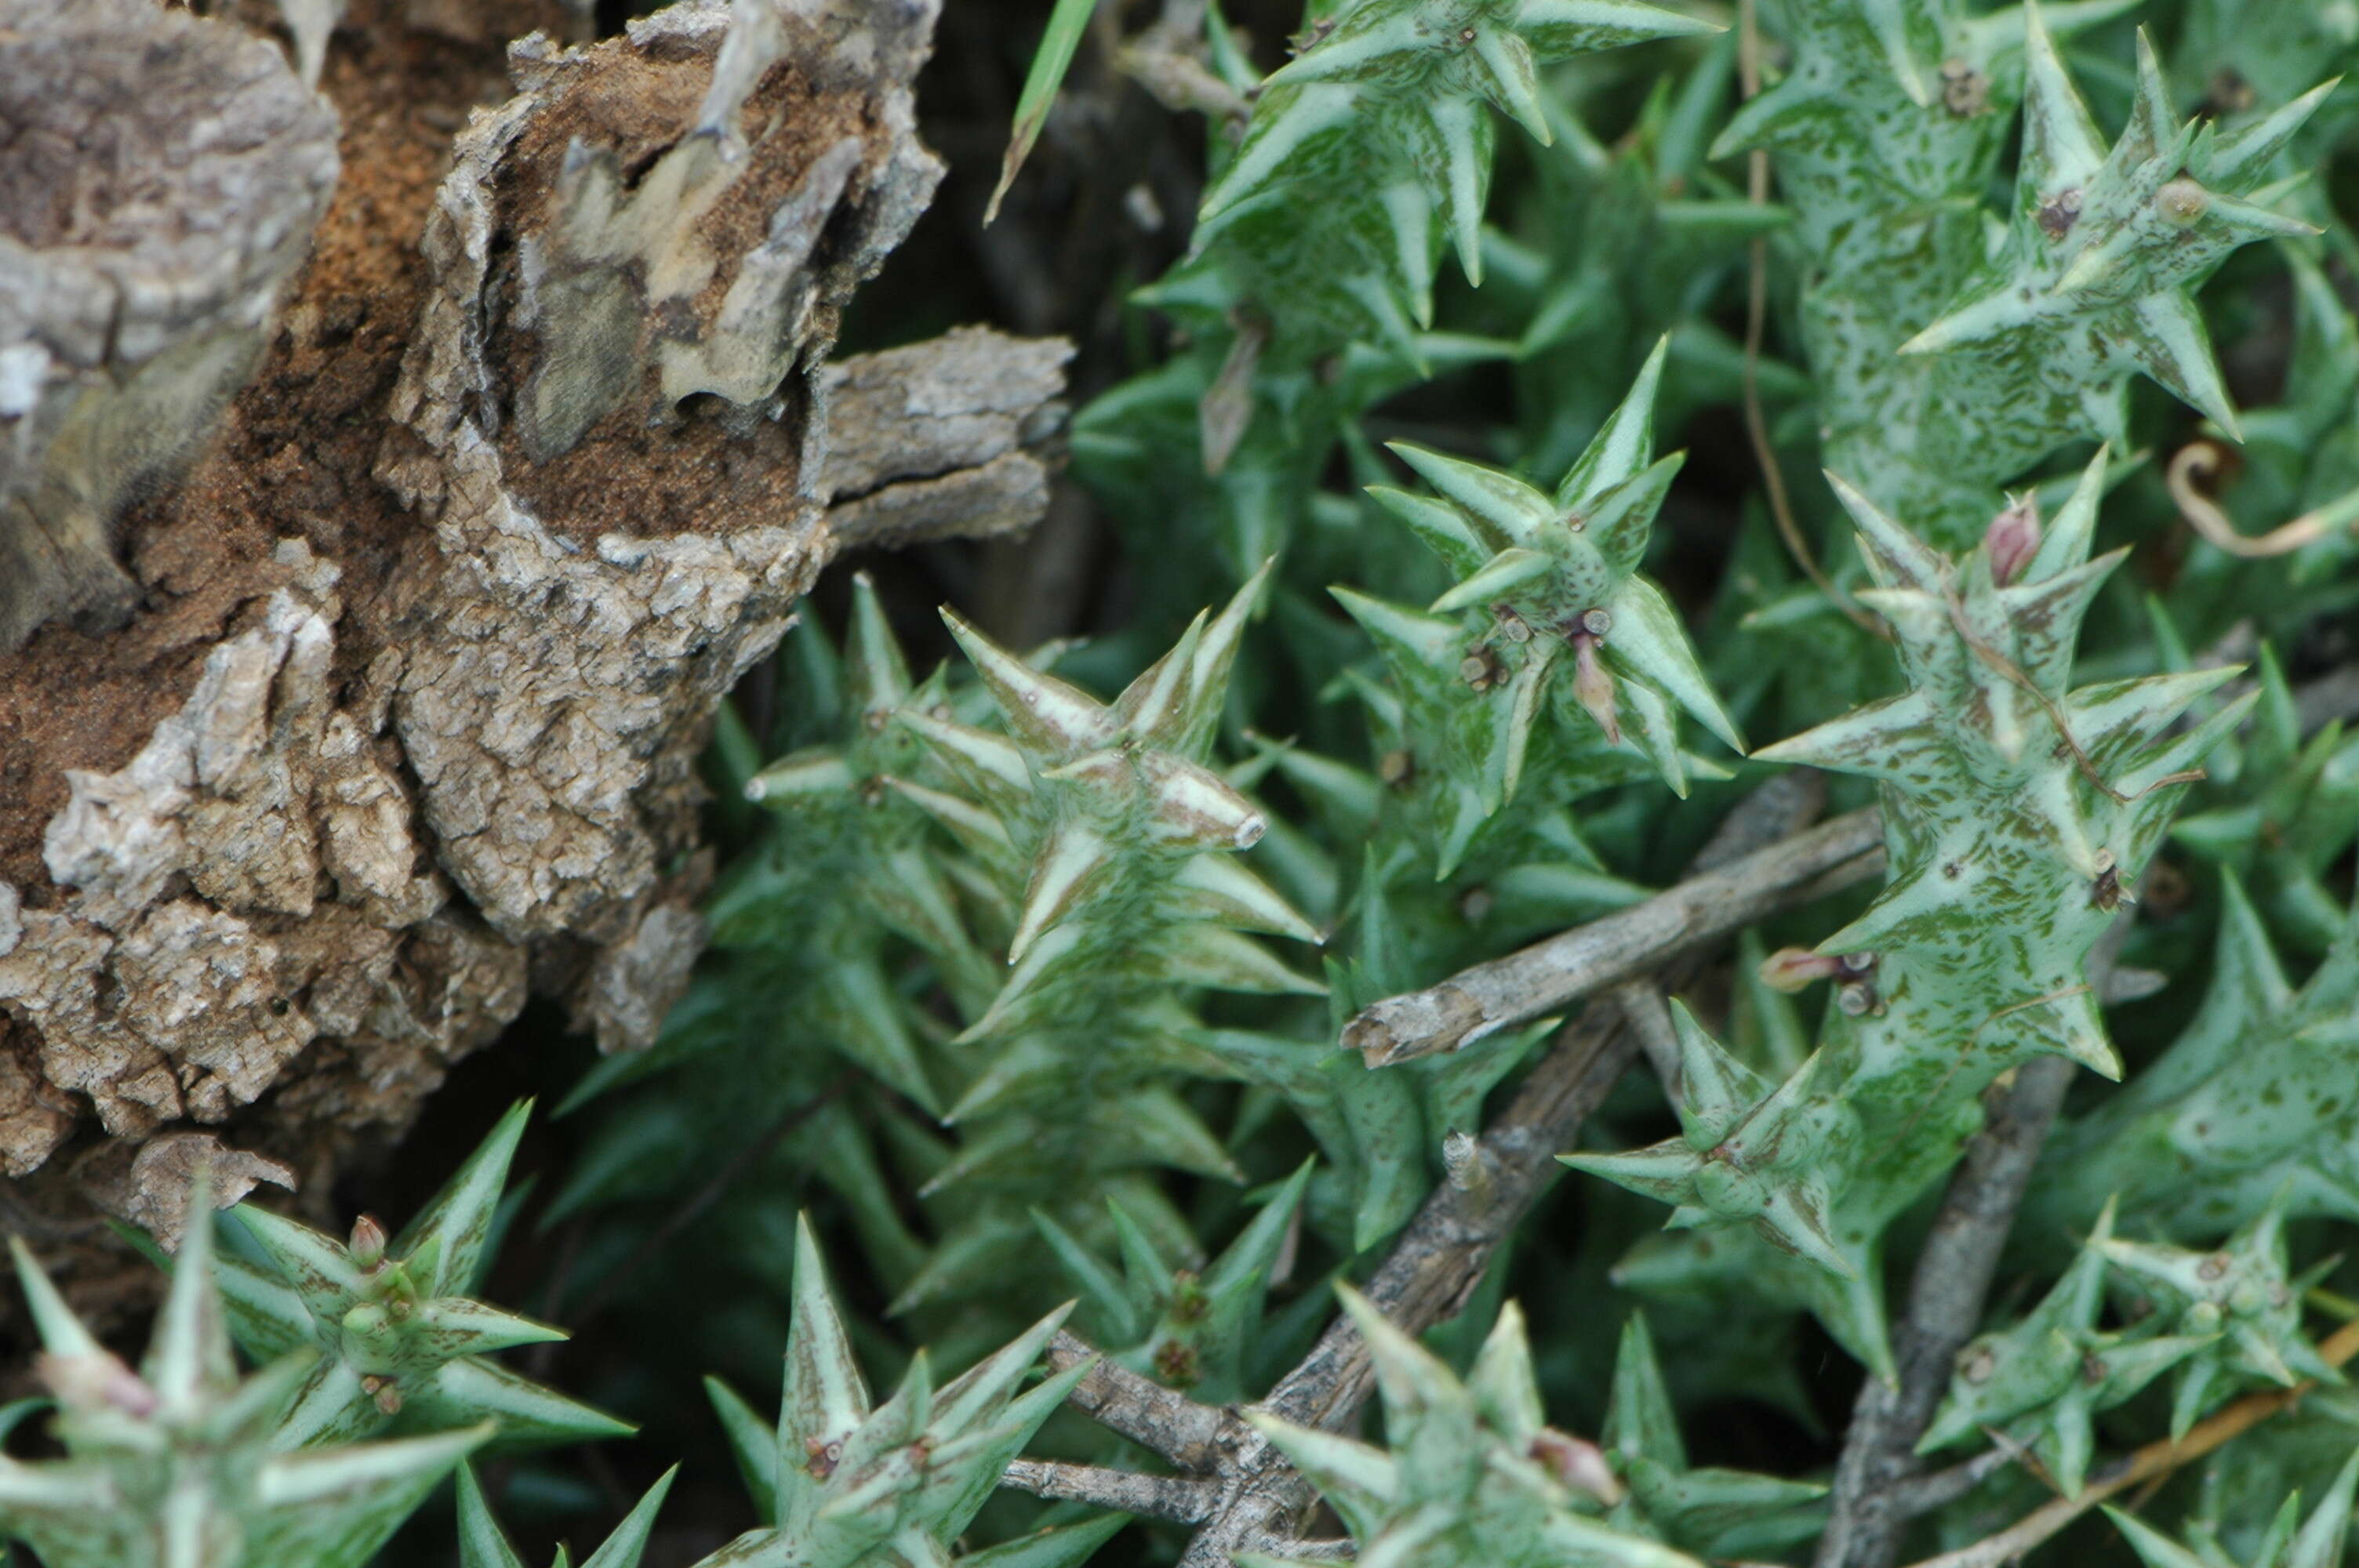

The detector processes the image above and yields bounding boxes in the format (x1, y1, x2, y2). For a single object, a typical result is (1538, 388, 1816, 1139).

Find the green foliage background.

(8, 0, 2359, 1564)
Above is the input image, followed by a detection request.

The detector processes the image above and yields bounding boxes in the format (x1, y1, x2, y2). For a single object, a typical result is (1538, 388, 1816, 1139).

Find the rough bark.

(0, 0, 1068, 1319)
(0, 0, 340, 652)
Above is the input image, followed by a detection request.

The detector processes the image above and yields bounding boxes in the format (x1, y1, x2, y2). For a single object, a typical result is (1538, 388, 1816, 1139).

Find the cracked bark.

(0, 0, 1069, 1318)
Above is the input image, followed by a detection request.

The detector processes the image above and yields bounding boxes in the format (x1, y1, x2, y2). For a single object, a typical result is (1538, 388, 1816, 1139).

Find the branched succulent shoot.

(1241, 1287, 1701, 1568)
(2030, 878, 2359, 1240)
(2173, 652, 2359, 953)
(884, 565, 1325, 1308)
(1892, 20, 2328, 499)
(1030, 1160, 1312, 1402)
(732, 573, 1005, 1103)
(1598, 1313, 1827, 1555)
(1921, 1202, 2214, 1494)
(1190, 0, 1716, 359)
(208, 1102, 629, 1449)
(1351, 340, 1744, 810)
(2095, 1187, 2347, 1440)
(1571, 453, 2255, 1374)
(692, 1217, 1118, 1568)
(1716, 1, 2331, 546)
(1, 1179, 489, 1568)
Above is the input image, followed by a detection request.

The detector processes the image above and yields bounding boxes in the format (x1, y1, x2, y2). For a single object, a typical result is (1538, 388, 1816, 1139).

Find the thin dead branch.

(1162, 775, 1832, 1566)
(1814, 1054, 2080, 1566)
(1342, 805, 1885, 1066)
(2168, 439, 2359, 559)
(1001, 1459, 1220, 1523)
(1045, 1330, 1242, 1472)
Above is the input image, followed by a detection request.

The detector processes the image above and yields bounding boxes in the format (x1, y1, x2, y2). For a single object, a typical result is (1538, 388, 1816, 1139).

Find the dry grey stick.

(1811, 1054, 2076, 1568)
(1614, 980, 1688, 1104)
(1001, 1460, 1220, 1523)
(819, 326, 1074, 553)
(1814, 913, 2135, 1567)
(1886, 1450, 2013, 1519)
(1344, 804, 1885, 1066)
(1169, 775, 1833, 1567)
(1240, 1538, 1355, 1561)
(1045, 1330, 1242, 1472)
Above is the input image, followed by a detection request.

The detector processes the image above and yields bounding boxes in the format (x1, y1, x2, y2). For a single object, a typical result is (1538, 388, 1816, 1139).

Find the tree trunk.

(0, 0, 1066, 1315)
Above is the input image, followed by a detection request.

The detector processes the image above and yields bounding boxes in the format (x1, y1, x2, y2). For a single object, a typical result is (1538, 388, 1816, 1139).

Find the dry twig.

(1154, 775, 1832, 1565)
(1001, 1460, 1220, 1523)
(1816, 913, 2143, 1567)
(1044, 1330, 1241, 1472)
(1814, 1058, 2076, 1565)
(1342, 806, 1885, 1065)
(2167, 440, 2359, 559)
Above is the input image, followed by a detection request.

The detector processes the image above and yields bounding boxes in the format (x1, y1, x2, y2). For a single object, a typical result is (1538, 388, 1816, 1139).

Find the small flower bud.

(1984, 493, 2041, 585)
(1528, 1428, 1623, 1504)
(1572, 634, 1620, 744)
(1154, 1338, 1202, 1388)
(2157, 177, 2209, 227)
(1758, 946, 1843, 993)
(348, 1214, 388, 1269)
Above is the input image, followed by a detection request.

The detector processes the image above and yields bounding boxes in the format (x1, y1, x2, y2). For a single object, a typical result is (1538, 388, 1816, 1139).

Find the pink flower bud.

(1984, 494, 2041, 585)
(1528, 1427, 1624, 1504)
(348, 1213, 388, 1269)
(1572, 633, 1620, 745)
(1758, 946, 1844, 994)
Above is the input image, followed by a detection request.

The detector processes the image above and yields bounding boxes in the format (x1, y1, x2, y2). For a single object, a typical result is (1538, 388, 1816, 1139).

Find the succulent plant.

(1572, 452, 2253, 1375)
(2095, 1188, 2347, 1441)
(881, 566, 1325, 1310)
(1239, 1287, 1699, 1568)
(1030, 1160, 1314, 1403)
(2028, 877, 2359, 1242)
(1597, 1312, 1827, 1554)
(219, 1, 2359, 1563)
(1351, 341, 1744, 806)
(1187, 0, 1715, 361)
(2, 1179, 488, 1567)
(205, 1102, 628, 1449)
(1920, 1203, 2214, 1494)
(690, 1216, 1117, 1568)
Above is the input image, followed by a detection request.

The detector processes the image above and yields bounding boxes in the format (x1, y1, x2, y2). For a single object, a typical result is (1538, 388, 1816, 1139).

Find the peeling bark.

(0, 0, 1069, 1314)
(0, 0, 340, 652)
